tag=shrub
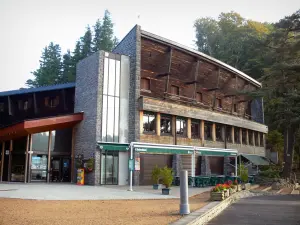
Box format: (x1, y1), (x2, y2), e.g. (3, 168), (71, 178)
(160, 166), (173, 188)
(151, 165), (162, 184)
(239, 164), (249, 183)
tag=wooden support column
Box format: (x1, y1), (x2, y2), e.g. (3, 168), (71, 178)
(71, 127), (75, 183)
(140, 111), (144, 135)
(212, 123), (216, 142)
(201, 120), (205, 144)
(1, 142), (4, 182)
(231, 127), (235, 144)
(47, 131), (52, 183)
(239, 128), (243, 145)
(187, 118), (192, 139)
(156, 113), (161, 136)
(246, 129), (249, 145)
(24, 135), (30, 183)
(257, 132), (261, 147)
(8, 140), (13, 182)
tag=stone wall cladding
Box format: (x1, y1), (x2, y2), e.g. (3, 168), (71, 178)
(74, 51), (104, 185)
(113, 25), (141, 143)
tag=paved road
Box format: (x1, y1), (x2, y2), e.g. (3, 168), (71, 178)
(208, 195), (300, 225)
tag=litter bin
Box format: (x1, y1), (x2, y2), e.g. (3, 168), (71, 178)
(77, 168), (84, 185)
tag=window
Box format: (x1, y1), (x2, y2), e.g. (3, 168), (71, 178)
(161, 114), (172, 135)
(255, 132), (259, 146)
(45, 96), (59, 108)
(260, 133), (264, 147)
(171, 85), (179, 95)
(143, 112), (156, 133)
(191, 120), (200, 139)
(242, 129), (247, 145)
(216, 98), (222, 109)
(176, 117), (187, 136)
(249, 130), (254, 145)
(196, 92), (203, 103)
(216, 123), (223, 141)
(141, 78), (150, 91)
(226, 126), (232, 143)
(204, 121), (212, 140)
(233, 104), (237, 113)
(0, 102), (4, 112)
(234, 127), (240, 144)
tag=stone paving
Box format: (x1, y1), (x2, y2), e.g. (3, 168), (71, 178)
(0, 183), (211, 200)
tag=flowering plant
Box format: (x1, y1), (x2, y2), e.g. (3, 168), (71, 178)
(225, 180), (235, 188)
(211, 184), (225, 192)
(233, 180), (238, 185)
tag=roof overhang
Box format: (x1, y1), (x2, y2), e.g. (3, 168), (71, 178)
(141, 30), (261, 88)
(0, 112), (84, 141)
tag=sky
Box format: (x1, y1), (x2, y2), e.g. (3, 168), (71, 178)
(0, 0), (299, 91)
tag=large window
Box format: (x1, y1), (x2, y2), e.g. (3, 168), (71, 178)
(234, 127), (240, 144)
(176, 117), (187, 137)
(161, 114), (172, 135)
(141, 78), (150, 90)
(102, 56), (121, 142)
(143, 111), (156, 133)
(191, 120), (200, 139)
(242, 129), (247, 145)
(226, 125), (232, 143)
(216, 123), (223, 141)
(204, 121), (212, 140)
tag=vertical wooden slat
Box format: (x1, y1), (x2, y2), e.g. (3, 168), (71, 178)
(0, 142), (4, 182)
(71, 127), (75, 183)
(246, 129), (249, 145)
(212, 123), (216, 142)
(47, 131), (52, 183)
(24, 135), (30, 183)
(156, 113), (161, 136)
(231, 127), (235, 144)
(8, 140), (13, 182)
(187, 118), (192, 139)
(201, 120), (205, 144)
(140, 111), (144, 135)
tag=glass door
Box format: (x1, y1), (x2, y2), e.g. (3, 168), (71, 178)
(31, 154), (48, 182)
(101, 151), (119, 185)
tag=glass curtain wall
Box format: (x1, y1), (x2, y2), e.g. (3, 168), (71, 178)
(101, 151), (119, 185)
(102, 55), (121, 142)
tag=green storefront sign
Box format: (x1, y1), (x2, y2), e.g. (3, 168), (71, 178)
(97, 143), (129, 151)
(135, 147), (193, 155)
(197, 150), (237, 157)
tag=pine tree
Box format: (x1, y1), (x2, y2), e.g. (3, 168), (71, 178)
(81, 26), (92, 58)
(61, 50), (74, 82)
(26, 42), (62, 87)
(92, 19), (102, 52)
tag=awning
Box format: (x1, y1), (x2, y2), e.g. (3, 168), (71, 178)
(132, 143), (193, 154)
(97, 142), (129, 151)
(241, 154), (269, 166)
(0, 112), (84, 141)
(196, 147), (238, 157)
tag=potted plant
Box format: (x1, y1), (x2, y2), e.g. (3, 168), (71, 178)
(160, 166), (173, 195)
(210, 184), (225, 201)
(239, 165), (249, 190)
(151, 165), (162, 189)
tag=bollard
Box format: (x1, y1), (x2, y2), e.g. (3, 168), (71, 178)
(180, 170), (190, 215)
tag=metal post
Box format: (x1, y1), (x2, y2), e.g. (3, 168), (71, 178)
(180, 170), (190, 215)
(235, 156), (238, 176)
(128, 144), (133, 191)
(191, 149), (195, 186)
(47, 131), (52, 183)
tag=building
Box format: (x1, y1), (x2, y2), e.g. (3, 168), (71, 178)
(0, 25), (268, 186)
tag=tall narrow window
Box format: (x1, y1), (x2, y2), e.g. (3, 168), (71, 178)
(176, 117), (187, 137)
(171, 85), (179, 95)
(191, 120), (200, 139)
(143, 112), (156, 133)
(216, 123), (223, 141)
(141, 78), (150, 90)
(196, 92), (203, 103)
(204, 121), (212, 140)
(234, 127), (240, 144)
(161, 114), (172, 135)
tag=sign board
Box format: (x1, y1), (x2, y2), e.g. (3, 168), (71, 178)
(128, 159), (134, 171)
(135, 157), (140, 171)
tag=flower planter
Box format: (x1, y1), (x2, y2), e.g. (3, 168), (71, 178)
(229, 188), (236, 195)
(224, 189), (230, 198)
(153, 184), (159, 190)
(162, 188), (170, 195)
(210, 191), (225, 201)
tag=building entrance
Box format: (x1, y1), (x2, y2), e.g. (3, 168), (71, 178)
(101, 151), (119, 185)
(50, 157), (70, 182)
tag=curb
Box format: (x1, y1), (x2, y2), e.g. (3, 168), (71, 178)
(262, 186), (272, 192)
(170, 190), (251, 225)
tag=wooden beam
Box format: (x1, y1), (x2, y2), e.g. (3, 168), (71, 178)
(0, 142), (4, 182)
(24, 135), (29, 183)
(47, 131), (52, 183)
(156, 113), (161, 136)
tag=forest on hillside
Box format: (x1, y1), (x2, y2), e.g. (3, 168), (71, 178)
(28, 9), (300, 178)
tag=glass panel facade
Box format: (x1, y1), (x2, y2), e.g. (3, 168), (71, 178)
(101, 151), (119, 185)
(143, 111), (156, 133)
(191, 120), (200, 139)
(176, 117), (187, 137)
(102, 55), (121, 143)
(204, 121), (212, 140)
(32, 132), (49, 151)
(161, 114), (172, 135)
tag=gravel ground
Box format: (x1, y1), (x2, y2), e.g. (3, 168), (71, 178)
(0, 192), (210, 225)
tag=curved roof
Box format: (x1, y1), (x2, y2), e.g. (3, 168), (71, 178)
(141, 30), (261, 88)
